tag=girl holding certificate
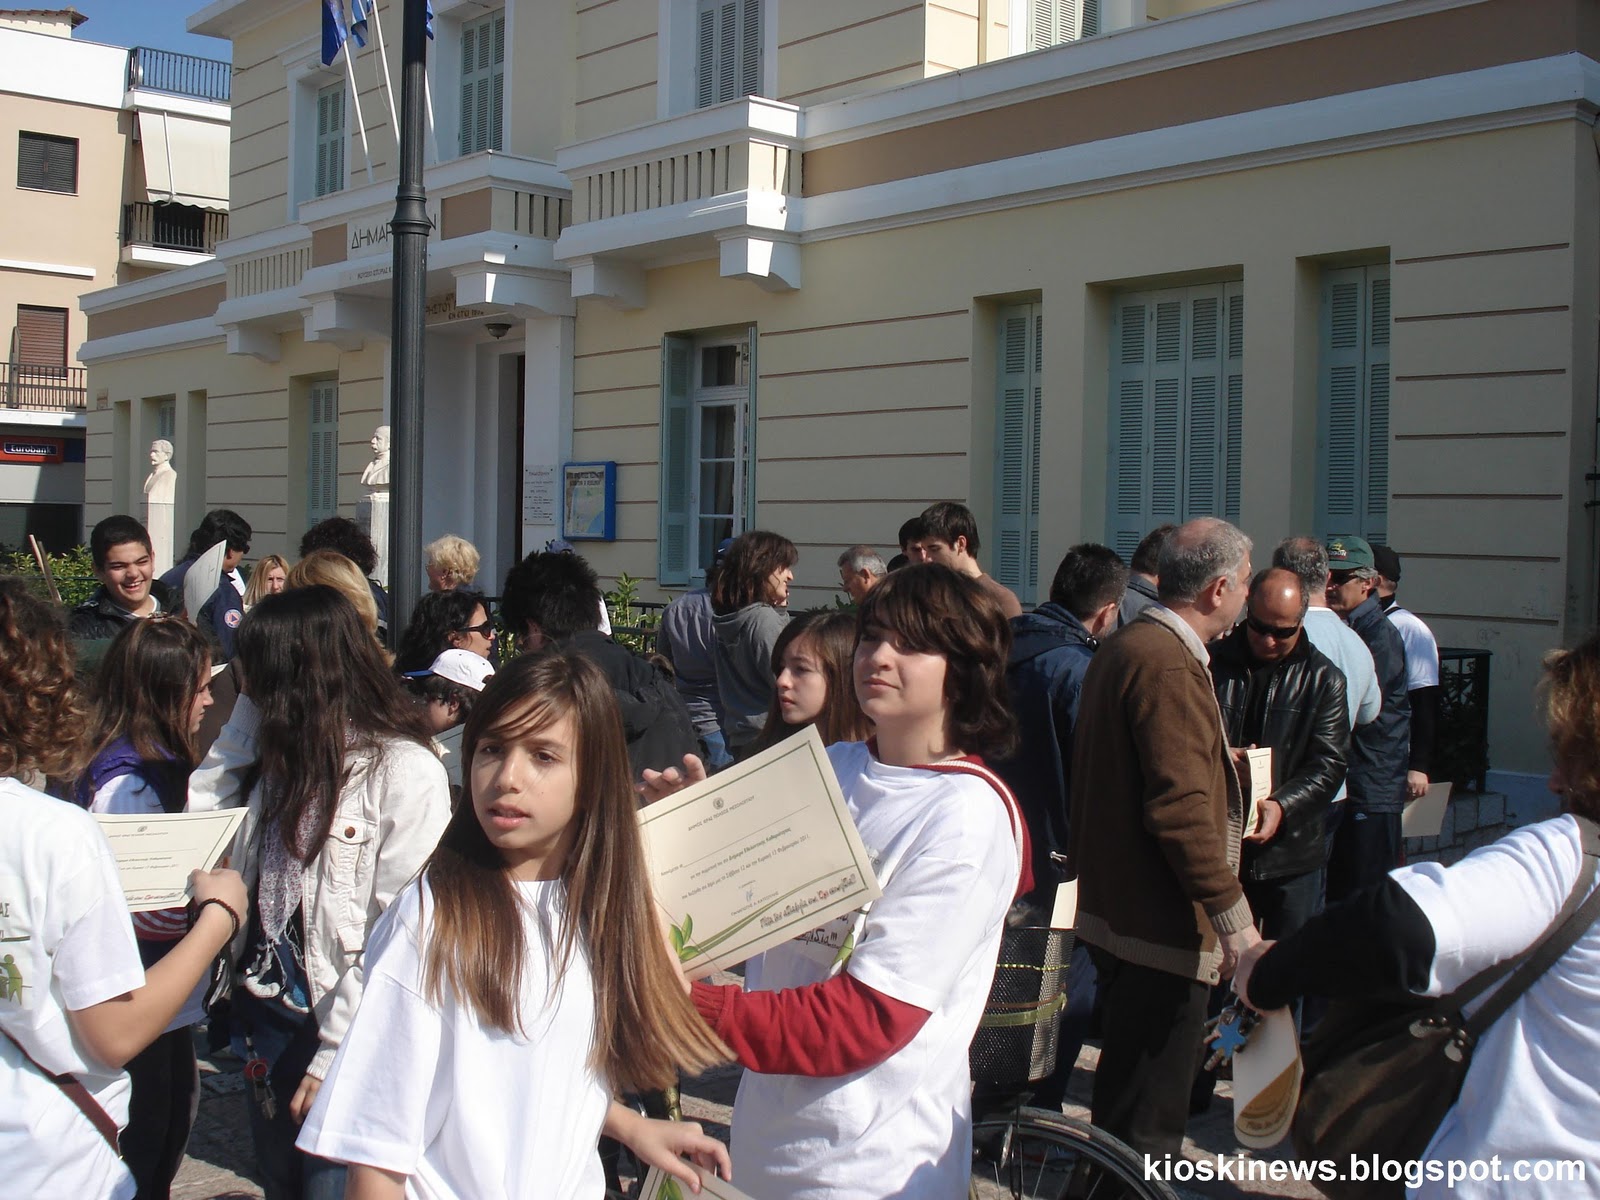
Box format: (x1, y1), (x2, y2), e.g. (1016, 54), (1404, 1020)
(648, 563), (1030, 1200)
(75, 618), (217, 1200)
(297, 650), (732, 1198)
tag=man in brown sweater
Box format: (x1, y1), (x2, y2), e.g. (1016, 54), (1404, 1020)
(1067, 517), (1260, 1161)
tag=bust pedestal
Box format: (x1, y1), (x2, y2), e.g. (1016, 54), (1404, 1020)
(359, 490), (390, 588)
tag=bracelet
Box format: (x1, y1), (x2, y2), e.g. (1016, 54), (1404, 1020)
(195, 897), (242, 941)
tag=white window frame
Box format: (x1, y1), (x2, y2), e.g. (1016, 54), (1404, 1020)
(658, 0), (776, 118)
(285, 51), (349, 217)
(659, 329), (757, 587)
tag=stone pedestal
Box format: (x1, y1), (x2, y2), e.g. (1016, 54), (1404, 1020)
(359, 490), (390, 588)
(146, 501), (174, 575)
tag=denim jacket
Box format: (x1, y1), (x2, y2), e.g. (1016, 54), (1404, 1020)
(187, 695), (451, 1079)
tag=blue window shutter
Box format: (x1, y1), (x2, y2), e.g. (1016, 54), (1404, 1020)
(1149, 299), (1184, 528)
(1317, 268), (1368, 536)
(1028, 308), (1043, 599)
(1184, 289), (1221, 518)
(1106, 299), (1150, 560)
(307, 381), (339, 524)
(1363, 269), (1391, 544)
(659, 337), (694, 586)
(1223, 284), (1244, 523)
(741, 325), (758, 530)
(993, 305), (1033, 596)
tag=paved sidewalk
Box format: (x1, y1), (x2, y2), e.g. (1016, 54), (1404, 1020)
(179, 1036), (1325, 1200)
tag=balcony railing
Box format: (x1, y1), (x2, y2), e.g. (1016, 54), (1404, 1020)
(1, 363), (87, 412)
(124, 202), (227, 256)
(127, 46), (231, 104)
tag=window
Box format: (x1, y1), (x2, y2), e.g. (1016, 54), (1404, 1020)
(659, 331), (756, 585)
(315, 82), (346, 198)
(1316, 265), (1391, 542)
(1105, 283), (1244, 559)
(15, 305), (68, 368)
(993, 304), (1043, 602)
(157, 399), (176, 443)
(17, 131), (78, 194)
(307, 380), (339, 524)
(696, 0), (761, 108)
(459, 9), (505, 156)
(1015, 0), (1098, 52)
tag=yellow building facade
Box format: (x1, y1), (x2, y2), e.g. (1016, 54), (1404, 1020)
(82, 0), (1600, 804)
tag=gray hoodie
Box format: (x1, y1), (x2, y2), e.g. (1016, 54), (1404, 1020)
(712, 602), (791, 749)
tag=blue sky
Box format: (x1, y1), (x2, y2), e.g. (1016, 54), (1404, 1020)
(68, 0), (233, 61)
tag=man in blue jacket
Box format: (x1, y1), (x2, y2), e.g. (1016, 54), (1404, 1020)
(1323, 534), (1410, 904)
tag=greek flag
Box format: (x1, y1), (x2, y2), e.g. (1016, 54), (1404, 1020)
(320, 0), (348, 66)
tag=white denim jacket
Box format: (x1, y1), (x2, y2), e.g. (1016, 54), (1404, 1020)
(188, 694), (451, 1079)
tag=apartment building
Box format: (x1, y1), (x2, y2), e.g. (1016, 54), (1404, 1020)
(81, 0), (1600, 803)
(2, 9), (229, 551)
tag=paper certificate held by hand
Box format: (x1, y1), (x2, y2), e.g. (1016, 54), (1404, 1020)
(1240, 746), (1272, 837)
(95, 809), (247, 912)
(638, 1165), (754, 1200)
(639, 726), (881, 976)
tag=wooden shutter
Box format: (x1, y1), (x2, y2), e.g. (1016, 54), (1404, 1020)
(16, 305), (67, 368)
(307, 381), (339, 524)
(1106, 300), (1148, 559)
(1316, 266), (1389, 540)
(993, 304), (1042, 600)
(1185, 291), (1221, 518)
(1223, 285), (1244, 523)
(17, 131), (78, 194)
(460, 10), (505, 155)
(315, 83), (345, 198)
(1080, 0), (1100, 37)
(696, 0), (760, 108)
(1029, 0), (1087, 48)
(1149, 298), (1184, 529)
(659, 337), (694, 586)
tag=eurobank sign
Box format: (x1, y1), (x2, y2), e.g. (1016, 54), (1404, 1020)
(0, 438), (65, 464)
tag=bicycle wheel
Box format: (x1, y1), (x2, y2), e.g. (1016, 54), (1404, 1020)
(969, 1107), (1178, 1200)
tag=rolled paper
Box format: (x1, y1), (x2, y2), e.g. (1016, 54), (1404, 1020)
(1232, 1006), (1303, 1149)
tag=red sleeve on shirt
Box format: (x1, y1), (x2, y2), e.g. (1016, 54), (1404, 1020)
(692, 972), (931, 1076)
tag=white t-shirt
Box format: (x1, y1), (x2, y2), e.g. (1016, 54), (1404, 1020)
(1395, 815), (1600, 1198)
(298, 875), (610, 1200)
(1385, 604), (1441, 691)
(731, 741), (1020, 1200)
(0, 778), (145, 1200)
(1302, 606), (1382, 803)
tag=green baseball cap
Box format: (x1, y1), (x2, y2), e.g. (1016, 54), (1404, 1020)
(1324, 534), (1376, 571)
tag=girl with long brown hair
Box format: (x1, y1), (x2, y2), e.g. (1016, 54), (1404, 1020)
(298, 650), (732, 1198)
(748, 609), (870, 753)
(74, 617), (216, 1200)
(187, 585), (451, 1198)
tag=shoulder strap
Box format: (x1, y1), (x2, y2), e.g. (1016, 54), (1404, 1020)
(1, 1027), (120, 1152)
(1452, 817), (1600, 1035)
(919, 758), (1031, 900)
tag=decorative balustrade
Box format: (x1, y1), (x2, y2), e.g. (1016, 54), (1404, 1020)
(1, 363), (87, 411)
(127, 46), (231, 104)
(123, 202), (227, 256)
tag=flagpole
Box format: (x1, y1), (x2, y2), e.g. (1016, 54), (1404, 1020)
(342, 36), (374, 183)
(362, 0), (402, 154)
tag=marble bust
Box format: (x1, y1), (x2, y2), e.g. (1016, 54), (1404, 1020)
(143, 439), (176, 503)
(360, 425), (391, 490)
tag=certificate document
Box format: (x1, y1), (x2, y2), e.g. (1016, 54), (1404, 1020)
(95, 809), (247, 912)
(638, 1165), (756, 1200)
(639, 726), (881, 975)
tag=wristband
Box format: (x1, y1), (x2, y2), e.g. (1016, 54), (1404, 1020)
(195, 897), (242, 941)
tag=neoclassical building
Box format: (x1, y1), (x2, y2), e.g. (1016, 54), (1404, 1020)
(82, 0), (1600, 808)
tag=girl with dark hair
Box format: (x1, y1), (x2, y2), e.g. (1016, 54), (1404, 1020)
(645, 563), (1027, 1200)
(392, 588), (494, 675)
(188, 586), (451, 1199)
(710, 530), (797, 759)
(298, 650), (732, 1197)
(749, 610), (869, 754)
(1, 578), (246, 1200)
(75, 618), (216, 1200)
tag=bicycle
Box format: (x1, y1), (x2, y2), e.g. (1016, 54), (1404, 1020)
(967, 921), (1177, 1200)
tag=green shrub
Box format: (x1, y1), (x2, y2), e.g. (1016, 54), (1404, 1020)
(0, 544), (98, 608)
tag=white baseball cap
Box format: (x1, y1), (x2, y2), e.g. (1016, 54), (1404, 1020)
(405, 648), (495, 692)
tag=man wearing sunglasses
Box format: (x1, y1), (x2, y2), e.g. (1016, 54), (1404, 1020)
(1210, 567), (1351, 949)
(1322, 534), (1410, 906)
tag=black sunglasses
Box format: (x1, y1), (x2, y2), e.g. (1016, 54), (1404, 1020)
(456, 619), (496, 637)
(1246, 614), (1301, 640)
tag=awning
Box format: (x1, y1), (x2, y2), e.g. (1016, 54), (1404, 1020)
(138, 112), (229, 212)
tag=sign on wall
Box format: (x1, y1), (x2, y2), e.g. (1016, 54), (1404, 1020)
(0, 437), (65, 464)
(561, 461), (616, 541)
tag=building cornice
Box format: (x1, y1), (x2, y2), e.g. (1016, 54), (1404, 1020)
(77, 317), (225, 366)
(79, 260), (226, 314)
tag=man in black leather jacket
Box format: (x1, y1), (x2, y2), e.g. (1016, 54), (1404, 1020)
(1211, 566), (1350, 942)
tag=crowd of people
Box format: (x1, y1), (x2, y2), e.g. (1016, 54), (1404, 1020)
(0, 495), (1596, 1200)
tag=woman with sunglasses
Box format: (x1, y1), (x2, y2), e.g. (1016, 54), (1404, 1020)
(392, 589), (496, 675)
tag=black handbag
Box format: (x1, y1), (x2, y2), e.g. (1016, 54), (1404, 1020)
(1291, 816), (1600, 1199)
